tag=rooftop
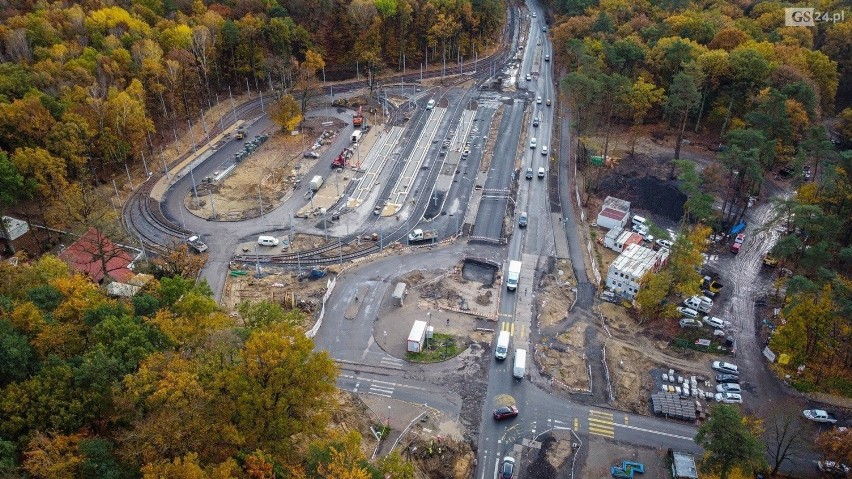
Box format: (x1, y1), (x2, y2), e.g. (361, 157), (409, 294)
(671, 451), (698, 479)
(610, 243), (667, 279)
(58, 228), (135, 283)
(599, 207), (628, 221)
(602, 196), (631, 213)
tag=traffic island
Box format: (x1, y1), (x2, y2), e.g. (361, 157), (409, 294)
(406, 333), (462, 363)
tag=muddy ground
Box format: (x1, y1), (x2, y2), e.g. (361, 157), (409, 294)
(524, 432), (575, 479)
(186, 117), (345, 220)
(220, 263), (333, 318)
(580, 437), (670, 479)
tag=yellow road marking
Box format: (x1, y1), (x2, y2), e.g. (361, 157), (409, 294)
(589, 409), (613, 418)
(588, 426), (615, 438)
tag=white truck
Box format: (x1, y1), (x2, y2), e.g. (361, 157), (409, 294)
(803, 409), (838, 424)
(351, 130), (362, 143)
(185, 235), (208, 253)
(513, 349), (527, 378)
(407, 320), (428, 353)
(309, 175), (324, 191)
(495, 330), (510, 360)
(506, 260), (522, 290)
(408, 229), (439, 243)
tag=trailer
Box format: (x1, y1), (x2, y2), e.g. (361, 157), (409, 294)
(392, 282), (407, 306)
(407, 320), (428, 353)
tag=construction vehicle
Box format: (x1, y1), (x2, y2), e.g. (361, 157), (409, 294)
(235, 126), (246, 140)
(407, 229), (438, 244)
(332, 148), (353, 168)
(186, 235), (208, 253)
(701, 276), (723, 294)
(763, 253), (778, 267)
(352, 106), (364, 128)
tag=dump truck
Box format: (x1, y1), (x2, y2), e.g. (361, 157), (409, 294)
(506, 260), (522, 290)
(408, 229), (438, 243)
(186, 235), (208, 253)
(352, 106), (364, 128)
(309, 175), (324, 191)
(702, 276), (723, 294)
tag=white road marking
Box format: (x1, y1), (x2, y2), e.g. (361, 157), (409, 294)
(613, 422), (695, 441)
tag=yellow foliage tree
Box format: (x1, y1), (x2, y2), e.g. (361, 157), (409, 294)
(22, 432), (84, 479)
(270, 94), (303, 132)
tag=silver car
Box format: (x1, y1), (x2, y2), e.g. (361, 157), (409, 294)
(715, 392), (743, 404)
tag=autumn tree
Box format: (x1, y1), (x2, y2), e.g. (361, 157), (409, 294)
(151, 243), (207, 279)
(270, 94), (303, 132)
(695, 404), (766, 479)
(815, 428), (852, 465)
(665, 72), (700, 164)
(0, 152), (32, 254)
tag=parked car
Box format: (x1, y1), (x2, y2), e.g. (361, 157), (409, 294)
(731, 242), (741, 254)
(677, 307), (699, 318)
(715, 392), (743, 404)
(715, 374), (739, 384)
(712, 361), (740, 375)
(716, 383), (742, 394)
(803, 165), (811, 180)
(304, 150), (320, 158)
(703, 316), (729, 329)
(655, 239), (673, 250)
(679, 318), (702, 328)
(493, 405), (519, 420)
(500, 456), (516, 479)
(684, 295), (713, 313)
(735, 233), (746, 244)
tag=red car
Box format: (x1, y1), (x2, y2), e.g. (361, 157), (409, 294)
(731, 242), (741, 254)
(493, 405), (519, 420)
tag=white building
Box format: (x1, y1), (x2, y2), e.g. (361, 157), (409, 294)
(604, 229), (644, 253)
(596, 196), (631, 230)
(606, 243), (669, 299)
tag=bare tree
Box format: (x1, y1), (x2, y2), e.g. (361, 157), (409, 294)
(764, 405), (808, 476)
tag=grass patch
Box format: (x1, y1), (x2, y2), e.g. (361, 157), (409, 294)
(406, 333), (462, 363)
(671, 328), (732, 355)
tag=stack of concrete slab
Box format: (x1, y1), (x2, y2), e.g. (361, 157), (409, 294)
(651, 392), (697, 420)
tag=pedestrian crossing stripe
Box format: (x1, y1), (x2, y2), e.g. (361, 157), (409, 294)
(588, 425), (615, 438)
(500, 322), (514, 335)
(589, 409), (613, 418)
(588, 410), (615, 438)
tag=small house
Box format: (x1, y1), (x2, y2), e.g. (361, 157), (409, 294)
(596, 196), (631, 230)
(604, 230), (644, 253)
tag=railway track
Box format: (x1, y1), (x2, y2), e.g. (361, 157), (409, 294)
(124, 5), (518, 260)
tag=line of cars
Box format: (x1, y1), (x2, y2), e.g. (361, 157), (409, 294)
(711, 361), (743, 404)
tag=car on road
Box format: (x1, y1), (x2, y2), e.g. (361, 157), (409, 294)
(715, 392), (743, 404)
(532, 12), (536, 17)
(544, 54), (550, 61)
(676, 307), (699, 318)
(541, 145), (548, 156)
(537, 167), (545, 178)
(525, 168), (533, 180)
(493, 405), (519, 420)
(716, 374), (739, 384)
(542, 26), (547, 32)
(803, 409), (838, 424)
(518, 212), (528, 228)
(533, 116), (540, 127)
(818, 461), (850, 475)
(525, 74), (531, 81)
(530, 137), (536, 149)
(715, 383), (742, 394)
(536, 96), (542, 104)
(546, 98), (551, 106)
(500, 456), (516, 479)
(712, 361), (740, 375)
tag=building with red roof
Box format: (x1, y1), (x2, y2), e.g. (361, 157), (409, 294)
(58, 228), (135, 283)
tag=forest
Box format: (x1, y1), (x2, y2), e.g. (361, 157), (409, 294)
(548, 0), (851, 395)
(0, 256), (416, 478)
(0, 0), (504, 246)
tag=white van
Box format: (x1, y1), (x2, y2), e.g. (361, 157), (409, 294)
(530, 137), (537, 149)
(495, 330), (510, 360)
(426, 99), (435, 110)
(513, 349), (527, 378)
(684, 295), (713, 313)
(257, 235), (279, 246)
(537, 167), (545, 178)
(632, 215), (647, 228)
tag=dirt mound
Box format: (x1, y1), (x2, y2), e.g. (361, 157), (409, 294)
(408, 437), (474, 479)
(537, 323), (590, 391)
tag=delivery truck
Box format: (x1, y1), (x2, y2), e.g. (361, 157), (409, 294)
(408, 229), (439, 243)
(309, 175), (324, 191)
(495, 330), (510, 360)
(506, 260), (522, 290)
(351, 130), (362, 143)
(513, 349), (527, 378)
